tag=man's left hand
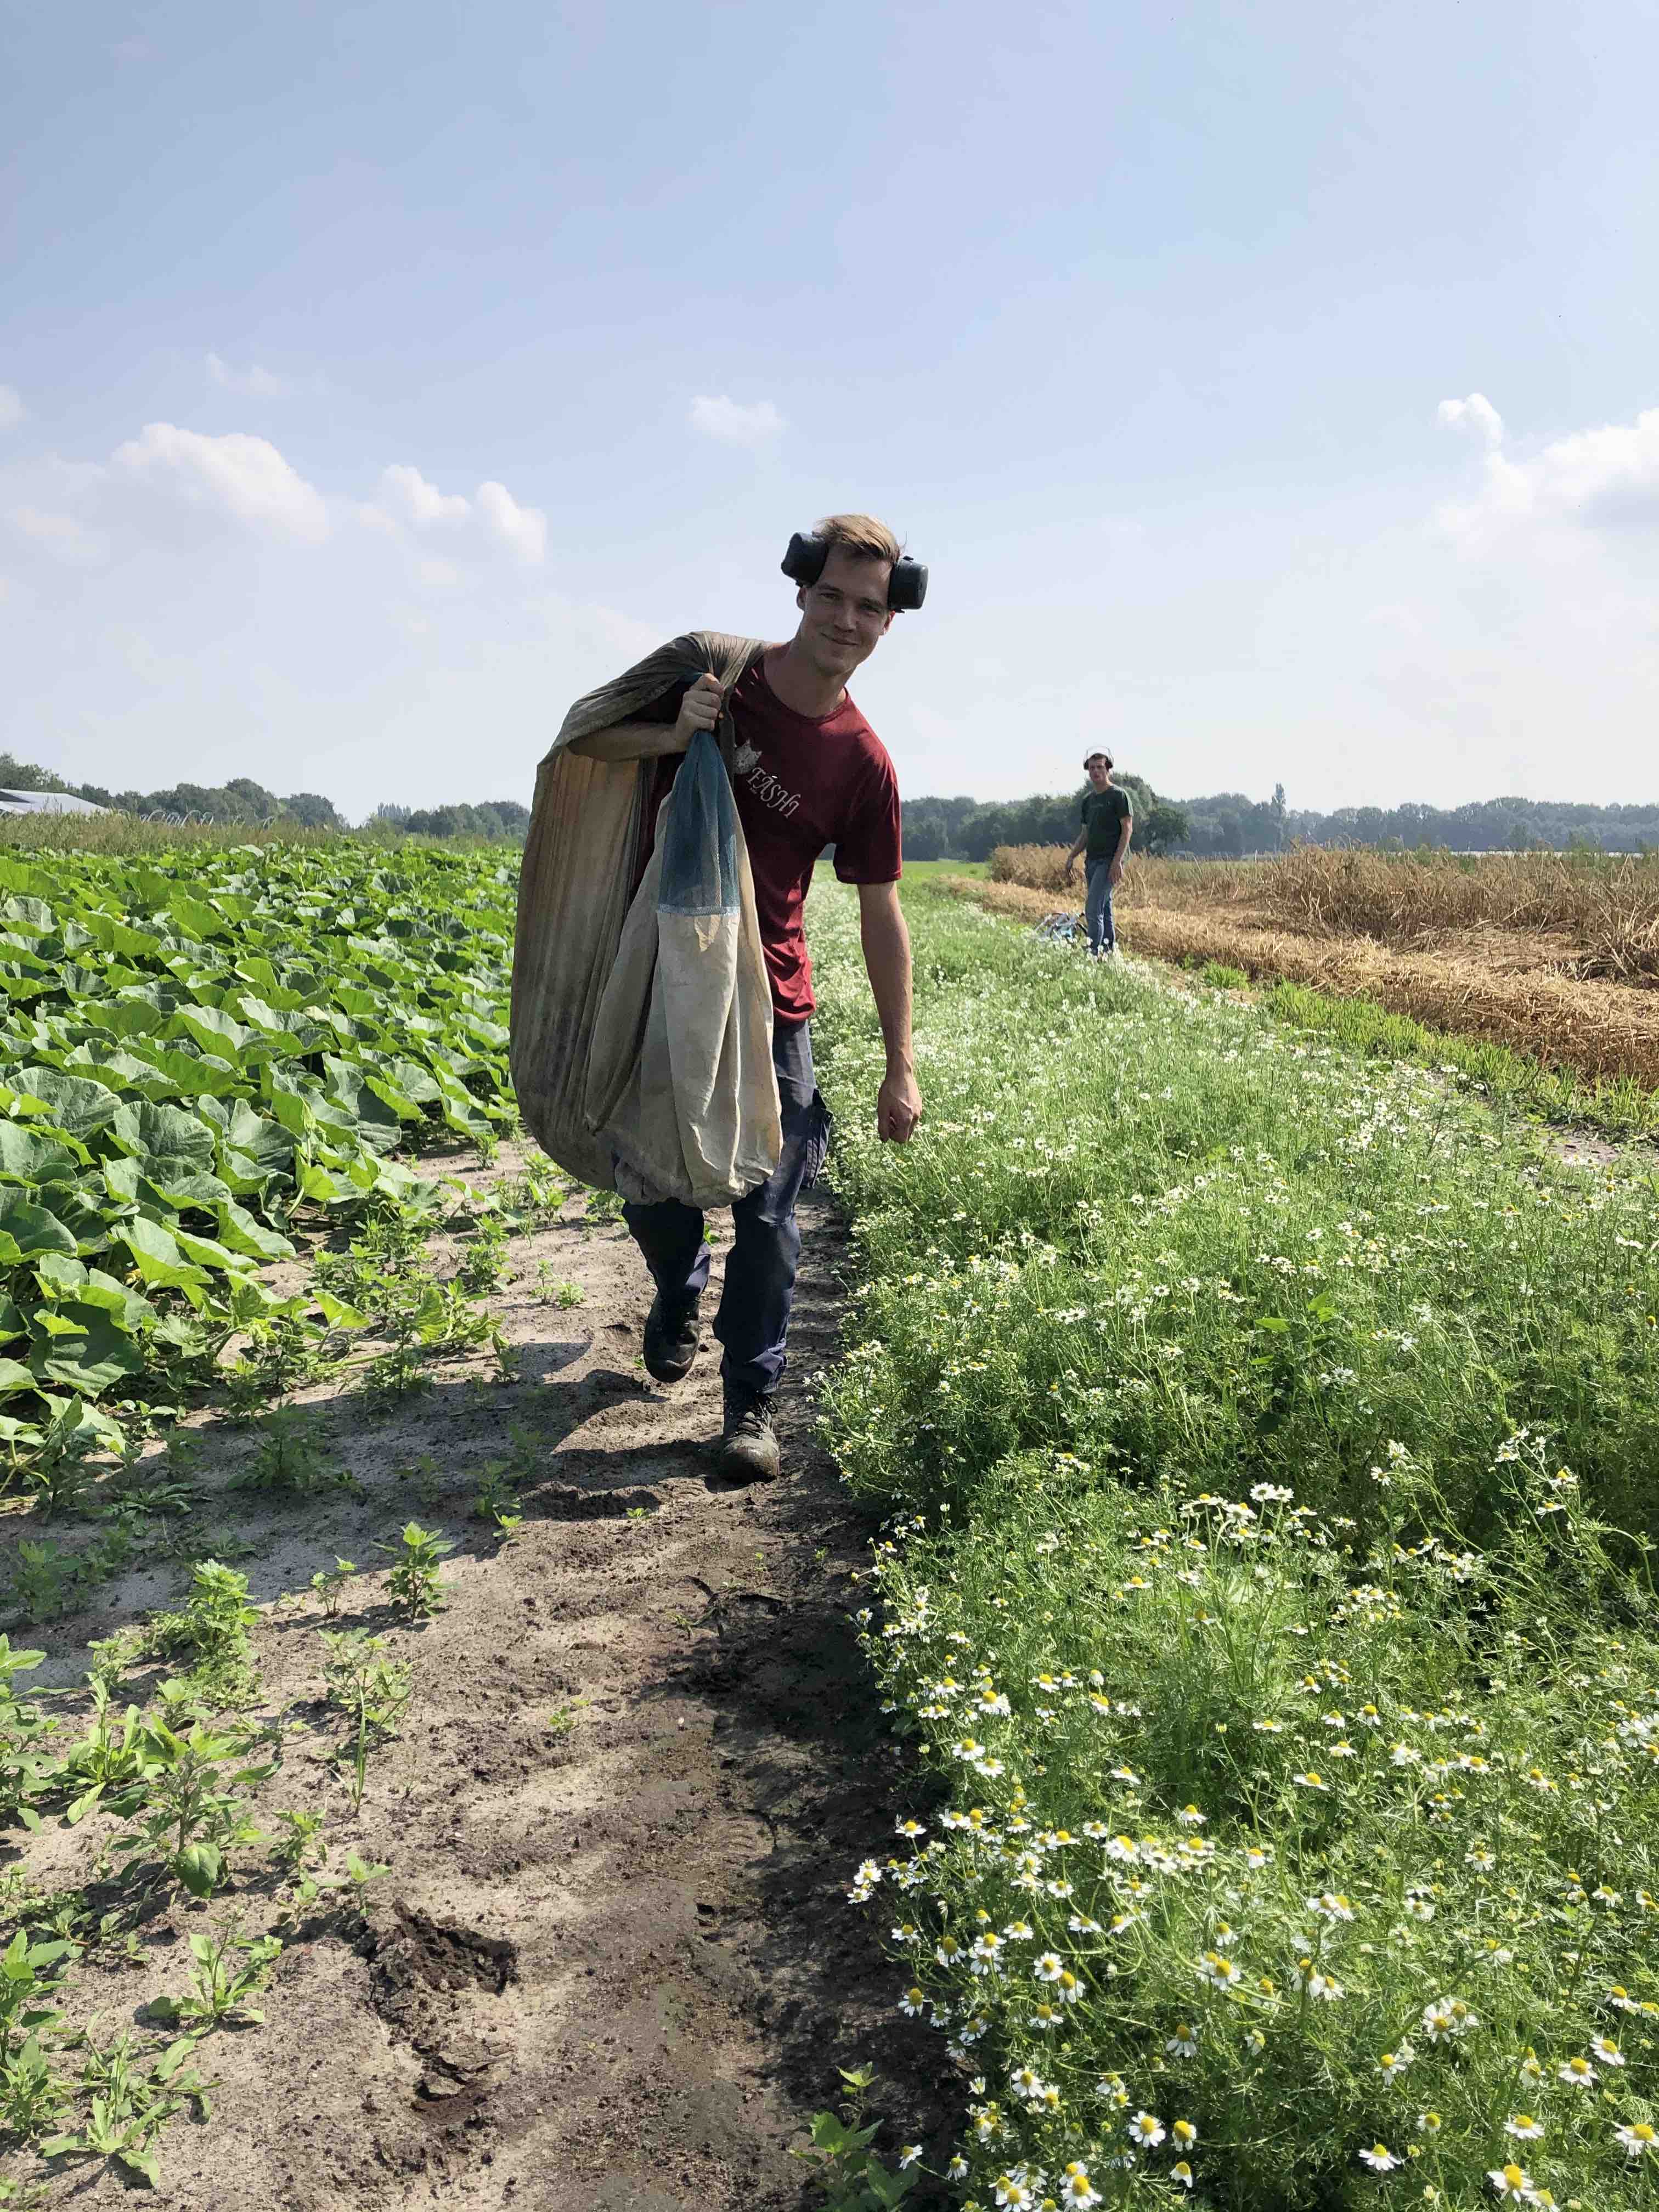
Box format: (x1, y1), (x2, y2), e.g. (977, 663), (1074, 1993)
(877, 1065), (923, 1144)
(1108, 862), (1124, 889)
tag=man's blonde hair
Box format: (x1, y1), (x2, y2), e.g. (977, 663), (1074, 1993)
(814, 512), (902, 567)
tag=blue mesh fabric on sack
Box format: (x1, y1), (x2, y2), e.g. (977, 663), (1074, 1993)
(577, 687), (781, 1206)
(658, 729), (740, 919)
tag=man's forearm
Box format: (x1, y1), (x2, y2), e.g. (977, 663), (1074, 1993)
(860, 899), (914, 1070)
(568, 722), (692, 764)
(1113, 820), (1133, 869)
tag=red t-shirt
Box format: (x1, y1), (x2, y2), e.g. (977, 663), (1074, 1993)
(640, 655), (902, 1023)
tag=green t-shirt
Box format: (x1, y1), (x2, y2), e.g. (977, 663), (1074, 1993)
(1081, 784), (1131, 862)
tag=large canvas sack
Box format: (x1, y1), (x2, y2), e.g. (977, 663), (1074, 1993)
(585, 728), (781, 1206)
(510, 631), (781, 1199)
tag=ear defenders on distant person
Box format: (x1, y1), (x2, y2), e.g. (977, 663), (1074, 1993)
(781, 532), (928, 612)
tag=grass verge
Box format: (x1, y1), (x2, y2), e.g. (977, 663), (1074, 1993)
(943, 873), (1659, 1140)
(810, 880), (1659, 2212)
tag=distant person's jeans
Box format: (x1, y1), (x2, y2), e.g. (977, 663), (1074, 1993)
(1085, 857), (1118, 954)
(622, 1021), (830, 1398)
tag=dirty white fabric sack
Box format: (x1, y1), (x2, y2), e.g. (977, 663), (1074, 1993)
(510, 631), (782, 1203)
(585, 727), (781, 1206)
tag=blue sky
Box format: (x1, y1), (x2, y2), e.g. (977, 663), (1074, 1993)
(4, 1), (1658, 820)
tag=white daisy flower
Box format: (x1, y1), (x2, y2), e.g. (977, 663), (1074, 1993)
(1486, 2163), (1534, 2199)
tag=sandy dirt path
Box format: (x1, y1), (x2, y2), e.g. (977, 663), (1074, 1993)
(3, 1173), (947, 2210)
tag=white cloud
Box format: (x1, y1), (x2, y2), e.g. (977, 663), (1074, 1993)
(7, 506), (108, 568)
(1437, 392), (1504, 448)
(689, 394), (785, 449)
(476, 479), (545, 563)
(380, 464), (471, 525)
(1439, 402), (1659, 547)
(206, 353), (294, 400)
(113, 422), (330, 544)
(0, 385), (23, 431)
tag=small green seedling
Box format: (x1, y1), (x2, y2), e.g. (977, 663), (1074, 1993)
(59, 1681), (151, 1826)
(141, 1561), (259, 1705)
(270, 1807), (327, 1877)
(471, 1469), (517, 1522)
(321, 1630), (412, 1813)
(788, 2064), (923, 2209)
(456, 1210), (511, 1294)
(39, 2031), (212, 2190)
(106, 1714), (274, 1899)
(4, 1541), (78, 1626)
(308, 1559), (357, 1621)
(0, 2023), (67, 2141)
(376, 1521), (453, 1621)
(159, 1922), (283, 2028)
(229, 1409), (358, 1499)
(0, 1928), (76, 2074)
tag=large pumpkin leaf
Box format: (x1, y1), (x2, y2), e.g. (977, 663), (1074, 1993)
(9, 1066), (122, 1141)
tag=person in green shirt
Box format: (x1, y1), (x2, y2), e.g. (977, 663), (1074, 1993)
(1063, 750), (1133, 956)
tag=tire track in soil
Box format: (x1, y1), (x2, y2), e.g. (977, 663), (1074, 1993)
(15, 1186), (950, 2211)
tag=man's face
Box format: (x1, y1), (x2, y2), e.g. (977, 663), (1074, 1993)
(1086, 757), (1111, 790)
(795, 548), (894, 679)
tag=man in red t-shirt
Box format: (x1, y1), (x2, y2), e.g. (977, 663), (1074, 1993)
(618, 513), (923, 1482)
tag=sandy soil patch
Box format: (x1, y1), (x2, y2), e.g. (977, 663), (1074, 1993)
(0, 1170), (950, 2209)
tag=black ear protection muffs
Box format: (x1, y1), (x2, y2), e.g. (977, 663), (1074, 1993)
(781, 531), (928, 612)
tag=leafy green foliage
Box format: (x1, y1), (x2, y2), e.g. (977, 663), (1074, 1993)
(812, 884), (1659, 2212)
(228, 1409), (358, 1500)
(377, 1521), (453, 1621)
(0, 1639), (57, 1830)
(817, 888), (1659, 1545)
(789, 2066), (924, 2208)
(153, 1922), (282, 2029)
(38, 2030), (212, 2188)
(307, 1557), (357, 1620)
(139, 1561), (259, 1705)
(321, 1629), (412, 1812)
(105, 1711), (274, 1898)
(0, 842), (515, 1475)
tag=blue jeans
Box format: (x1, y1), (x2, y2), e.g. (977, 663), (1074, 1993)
(622, 1021), (829, 1397)
(1085, 857), (1117, 953)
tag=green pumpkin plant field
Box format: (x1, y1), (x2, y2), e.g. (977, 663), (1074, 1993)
(0, 842), (516, 1476)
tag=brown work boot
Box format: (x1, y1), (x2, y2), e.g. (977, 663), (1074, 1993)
(716, 1378), (781, 1483)
(643, 1290), (702, 1384)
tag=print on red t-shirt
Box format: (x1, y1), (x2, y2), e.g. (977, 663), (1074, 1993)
(641, 656), (902, 1023)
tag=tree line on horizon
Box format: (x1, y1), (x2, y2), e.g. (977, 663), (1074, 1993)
(7, 747), (1656, 856)
(0, 754), (527, 840)
(903, 782), (1659, 860)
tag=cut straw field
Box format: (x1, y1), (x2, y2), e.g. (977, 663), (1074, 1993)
(962, 847), (1659, 1095)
